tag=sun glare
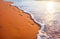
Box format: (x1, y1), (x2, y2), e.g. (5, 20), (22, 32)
(47, 2), (55, 14)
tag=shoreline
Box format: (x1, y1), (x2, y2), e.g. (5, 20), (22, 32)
(0, 0), (39, 39)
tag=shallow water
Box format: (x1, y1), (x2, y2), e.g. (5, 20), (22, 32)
(4, 0), (60, 39)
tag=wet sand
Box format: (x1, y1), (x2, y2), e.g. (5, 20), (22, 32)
(0, 0), (39, 39)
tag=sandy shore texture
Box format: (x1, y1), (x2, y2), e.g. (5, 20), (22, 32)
(0, 0), (39, 39)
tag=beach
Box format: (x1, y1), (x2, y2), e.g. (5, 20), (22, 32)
(0, 0), (39, 39)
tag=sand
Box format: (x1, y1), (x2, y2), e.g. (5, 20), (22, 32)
(0, 0), (39, 39)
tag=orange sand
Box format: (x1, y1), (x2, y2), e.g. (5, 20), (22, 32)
(0, 0), (39, 39)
